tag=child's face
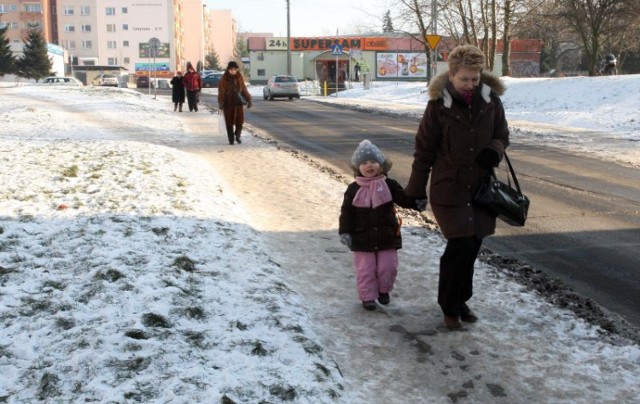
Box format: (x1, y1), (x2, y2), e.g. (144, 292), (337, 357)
(358, 160), (381, 178)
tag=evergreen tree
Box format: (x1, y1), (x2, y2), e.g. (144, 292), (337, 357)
(205, 49), (222, 71)
(16, 30), (52, 81)
(382, 10), (394, 33)
(0, 25), (16, 77)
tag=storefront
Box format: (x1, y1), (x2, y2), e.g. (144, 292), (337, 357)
(246, 35), (542, 85)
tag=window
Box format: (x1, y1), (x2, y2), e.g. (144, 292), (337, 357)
(257, 69), (266, 77)
(81, 40), (92, 49)
(107, 40), (116, 49)
(121, 7), (128, 13)
(105, 7), (115, 15)
(63, 6), (73, 15)
(80, 6), (90, 15)
(81, 24), (91, 32)
(122, 24), (128, 31)
(108, 57), (118, 65)
(0, 4), (18, 13)
(124, 57), (130, 64)
(24, 4), (42, 13)
(123, 40), (129, 47)
(67, 40), (76, 50)
(106, 24), (116, 32)
(64, 24), (75, 32)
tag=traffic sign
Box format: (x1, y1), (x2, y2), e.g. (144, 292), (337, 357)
(148, 37), (161, 57)
(331, 44), (343, 56)
(426, 35), (442, 50)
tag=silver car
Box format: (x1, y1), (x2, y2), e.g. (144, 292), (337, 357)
(263, 75), (301, 101)
(91, 74), (119, 87)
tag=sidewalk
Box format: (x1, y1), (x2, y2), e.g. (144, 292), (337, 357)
(177, 107), (640, 403)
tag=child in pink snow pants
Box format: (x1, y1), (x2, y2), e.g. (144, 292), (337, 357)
(339, 140), (423, 311)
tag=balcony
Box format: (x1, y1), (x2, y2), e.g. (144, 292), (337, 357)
(21, 11), (43, 19)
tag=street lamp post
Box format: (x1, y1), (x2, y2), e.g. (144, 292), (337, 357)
(286, 0), (291, 75)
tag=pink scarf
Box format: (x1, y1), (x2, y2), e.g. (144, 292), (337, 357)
(352, 175), (392, 208)
(462, 90), (474, 105)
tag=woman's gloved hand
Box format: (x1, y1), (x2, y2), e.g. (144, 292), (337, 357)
(475, 148), (500, 168)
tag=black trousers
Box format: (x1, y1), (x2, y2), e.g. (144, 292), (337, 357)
(186, 90), (199, 111)
(438, 236), (483, 317)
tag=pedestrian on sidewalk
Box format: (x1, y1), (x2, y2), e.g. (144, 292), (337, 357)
(183, 62), (202, 112)
(339, 140), (423, 311)
(404, 45), (510, 330)
(170, 70), (185, 112)
(218, 61), (252, 145)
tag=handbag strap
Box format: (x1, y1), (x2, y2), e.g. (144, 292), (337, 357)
(502, 152), (523, 194)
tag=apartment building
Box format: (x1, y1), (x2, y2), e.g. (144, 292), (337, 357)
(209, 9), (236, 68)
(2, 0), (233, 77)
(0, 0), (53, 43)
(56, 0), (180, 77)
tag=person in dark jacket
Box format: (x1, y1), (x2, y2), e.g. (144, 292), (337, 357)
(170, 71), (185, 112)
(218, 61), (252, 145)
(183, 62), (202, 112)
(339, 140), (422, 311)
(404, 45), (510, 329)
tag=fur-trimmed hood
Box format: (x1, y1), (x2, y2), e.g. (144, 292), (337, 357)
(428, 71), (506, 106)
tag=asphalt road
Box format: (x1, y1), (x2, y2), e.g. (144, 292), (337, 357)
(231, 95), (640, 328)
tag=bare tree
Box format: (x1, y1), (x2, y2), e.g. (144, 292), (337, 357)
(501, 0), (512, 75)
(557, 0), (631, 75)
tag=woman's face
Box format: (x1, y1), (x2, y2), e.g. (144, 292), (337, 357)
(449, 66), (481, 94)
(228, 67), (238, 75)
(358, 160), (381, 178)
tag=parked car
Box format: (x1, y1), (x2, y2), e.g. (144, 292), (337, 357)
(151, 78), (171, 89)
(263, 75), (301, 100)
(41, 76), (83, 86)
(202, 72), (223, 88)
(91, 74), (118, 87)
(136, 75), (150, 88)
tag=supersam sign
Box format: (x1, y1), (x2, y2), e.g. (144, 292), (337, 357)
(291, 37), (362, 51)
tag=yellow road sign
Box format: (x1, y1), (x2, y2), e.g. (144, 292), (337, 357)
(426, 35), (442, 50)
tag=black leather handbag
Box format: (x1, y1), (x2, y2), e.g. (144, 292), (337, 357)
(473, 152), (530, 226)
(236, 91), (248, 106)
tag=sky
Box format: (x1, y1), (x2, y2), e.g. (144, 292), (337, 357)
(207, 0), (385, 37)
(0, 74), (639, 402)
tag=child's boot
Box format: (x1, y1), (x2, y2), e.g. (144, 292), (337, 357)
(362, 301), (376, 311)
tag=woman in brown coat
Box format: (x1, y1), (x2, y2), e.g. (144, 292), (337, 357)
(404, 45), (510, 329)
(218, 61), (252, 145)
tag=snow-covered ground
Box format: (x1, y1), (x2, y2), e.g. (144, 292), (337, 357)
(0, 75), (638, 403)
(308, 75), (640, 168)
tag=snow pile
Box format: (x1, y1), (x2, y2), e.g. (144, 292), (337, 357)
(0, 138), (344, 401)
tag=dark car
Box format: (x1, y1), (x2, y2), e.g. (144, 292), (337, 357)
(136, 75), (150, 88)
(202, 72), (223, 88)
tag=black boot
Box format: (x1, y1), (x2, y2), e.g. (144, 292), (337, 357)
(234, 125), (243, 144)
(174, 103), (177, 111)
(178, 103), (182, 112)
(226, 126), (235, 145)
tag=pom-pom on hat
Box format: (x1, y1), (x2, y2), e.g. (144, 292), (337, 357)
(227, 61), (239, 69)
(351, 140), (392, 174)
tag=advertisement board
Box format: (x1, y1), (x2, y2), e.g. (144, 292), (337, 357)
(376, 52), (428, 79)
(139, 42), (170, 58)
(135, 62), (172, 78)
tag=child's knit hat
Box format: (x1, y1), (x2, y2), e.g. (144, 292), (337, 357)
(350, 139), (392, 174)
